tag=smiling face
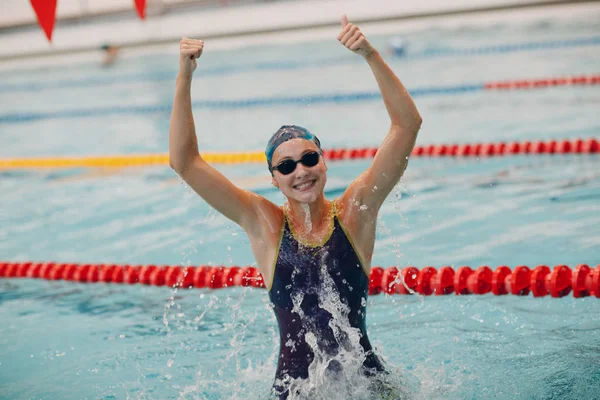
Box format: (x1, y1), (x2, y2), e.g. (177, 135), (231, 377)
(271, 139), (327, 204)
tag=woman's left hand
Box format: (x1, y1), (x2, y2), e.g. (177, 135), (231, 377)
(337, 14), (374, 59)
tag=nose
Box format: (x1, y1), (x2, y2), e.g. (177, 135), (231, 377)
(294, 162), (310, 178)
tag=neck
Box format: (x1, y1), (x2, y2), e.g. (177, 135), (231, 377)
(285, 194), (330, 232)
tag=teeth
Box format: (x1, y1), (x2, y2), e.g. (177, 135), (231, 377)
(295, 180), (314, 190)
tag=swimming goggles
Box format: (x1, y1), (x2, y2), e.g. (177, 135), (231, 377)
(271, 151), (321, 175)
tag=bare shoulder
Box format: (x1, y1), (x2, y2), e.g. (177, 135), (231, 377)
(243, 196), (285, 289)
(335, 182), (378, 270)
(336, 176), (378, 227)
(243, 193), (284, 238)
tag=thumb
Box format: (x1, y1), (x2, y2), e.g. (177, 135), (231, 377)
(341, 14), (348, 27)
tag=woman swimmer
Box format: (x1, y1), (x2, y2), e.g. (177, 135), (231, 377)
(169, 15), (422, 400)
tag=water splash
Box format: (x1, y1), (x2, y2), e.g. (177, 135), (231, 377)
(300, 203), (312, 233)
(272, 250), (408, 399)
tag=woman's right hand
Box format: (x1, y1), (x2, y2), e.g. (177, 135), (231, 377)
(179, 38), (204, 78)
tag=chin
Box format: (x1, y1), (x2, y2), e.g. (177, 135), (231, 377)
(296, 191), (319, 204)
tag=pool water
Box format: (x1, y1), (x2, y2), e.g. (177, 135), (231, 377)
(1, 10), (600, 400)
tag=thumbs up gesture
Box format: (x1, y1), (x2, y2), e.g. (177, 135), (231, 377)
(336, 14), (374, 59)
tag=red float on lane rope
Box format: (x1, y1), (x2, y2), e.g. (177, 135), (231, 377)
(572, 264), (591, 298)
(467, 266), (493, 295)
(484, 74), (600, 90)
(455, 266), (473, 295)
(531, 265), (551, 297)
(416, 267), (436, 296)
(396, 266), (419, 295)
(2, 262), (599, 298)
(433, 266), (454, 295)
(408, 138), (598, 158)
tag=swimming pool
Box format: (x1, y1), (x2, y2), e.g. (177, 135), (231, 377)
(1, 10), (600, 400)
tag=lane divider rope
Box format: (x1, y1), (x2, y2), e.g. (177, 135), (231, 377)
(1, 74), (598, 123)
(1, 36), (598, 93)
(1, 137), (597, 169)
(1, 262), (598, 298)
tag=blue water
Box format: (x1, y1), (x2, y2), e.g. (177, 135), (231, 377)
(1, 12), (600, 400)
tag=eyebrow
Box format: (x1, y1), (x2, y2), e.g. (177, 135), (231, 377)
(276, 149), (315, 164)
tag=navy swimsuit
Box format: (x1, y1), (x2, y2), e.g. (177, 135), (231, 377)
(268, 203), (387, 398)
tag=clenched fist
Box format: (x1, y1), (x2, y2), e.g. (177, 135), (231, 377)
(179, 38), (204, 78)
(336, 15), (374, 59)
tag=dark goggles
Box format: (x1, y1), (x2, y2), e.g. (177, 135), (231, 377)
(271, 151), (321, 175)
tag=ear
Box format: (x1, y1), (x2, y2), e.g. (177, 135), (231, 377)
(271, 175), (279, 187)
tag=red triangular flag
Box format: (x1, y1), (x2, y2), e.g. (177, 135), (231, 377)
(134, 0), (146, 20)
(30, 0), (58, 42)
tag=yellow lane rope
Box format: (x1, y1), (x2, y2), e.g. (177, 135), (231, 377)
(2, 138), (597, 170)
(0, 152), (266, 169)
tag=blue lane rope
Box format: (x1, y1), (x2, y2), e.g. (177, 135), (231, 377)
(0, 85), (484, 123)
(411, 36), (600, 57)
(0, 36), (598, 92)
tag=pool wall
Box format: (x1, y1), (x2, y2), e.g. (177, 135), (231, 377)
(1, 0), (598, 66)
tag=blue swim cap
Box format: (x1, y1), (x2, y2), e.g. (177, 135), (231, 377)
(265, 125), (322, 172)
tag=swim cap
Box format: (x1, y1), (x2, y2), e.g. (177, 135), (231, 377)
(265, 125), (322, 172)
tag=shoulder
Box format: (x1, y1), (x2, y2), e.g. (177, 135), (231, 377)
(335, 182), (378, 228)
(335, 181), (370, 217)
(333, 196), (356, 227)
(244, 195), (285, 237)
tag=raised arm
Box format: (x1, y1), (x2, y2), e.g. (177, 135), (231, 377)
(169, 39), (272, 231)
(337, 16), (422, 215)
